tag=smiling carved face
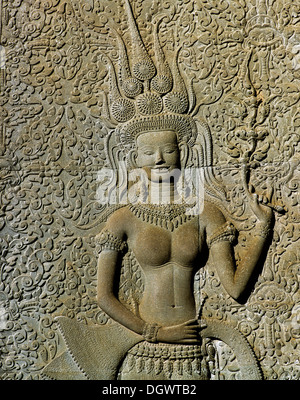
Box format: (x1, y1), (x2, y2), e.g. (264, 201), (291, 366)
(135, 130), (181, 182)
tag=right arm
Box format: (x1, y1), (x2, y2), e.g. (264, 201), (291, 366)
(96, 208), (146, 335)
(97, 249), (145, 335)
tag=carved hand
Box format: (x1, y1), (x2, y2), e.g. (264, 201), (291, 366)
(156, 319), (205, 344)
(242, 165), (274, 225)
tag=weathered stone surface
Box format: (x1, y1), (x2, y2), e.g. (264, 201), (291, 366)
(0, 0), (299, 380)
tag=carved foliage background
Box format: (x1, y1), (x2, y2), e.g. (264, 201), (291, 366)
(0, 0), (299, 379)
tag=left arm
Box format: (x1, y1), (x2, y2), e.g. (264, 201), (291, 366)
(205, 171), (274, 300)
(210, 233), (270, 300)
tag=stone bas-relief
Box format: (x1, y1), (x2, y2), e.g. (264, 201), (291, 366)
(0, 0), (299, 380)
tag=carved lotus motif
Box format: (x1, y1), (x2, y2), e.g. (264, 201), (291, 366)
(136, 93), (163, 115)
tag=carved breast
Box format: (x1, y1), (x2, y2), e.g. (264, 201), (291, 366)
(128, 222), (200, 268)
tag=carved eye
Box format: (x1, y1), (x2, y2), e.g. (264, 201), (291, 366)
(164, 149), (175, 154)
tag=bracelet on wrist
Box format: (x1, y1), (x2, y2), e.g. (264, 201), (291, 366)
(142, 323), (160, 343)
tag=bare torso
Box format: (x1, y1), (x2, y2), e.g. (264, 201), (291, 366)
(125, 208), (204, 326)
(97, 196), (272, 347)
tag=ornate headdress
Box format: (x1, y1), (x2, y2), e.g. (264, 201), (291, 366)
(98, 0), (227, 204)
(101, 0), (198, 153)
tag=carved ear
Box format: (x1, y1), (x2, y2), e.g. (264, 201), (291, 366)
(127, 149), (138, 169)
(179, 142), (189, 168)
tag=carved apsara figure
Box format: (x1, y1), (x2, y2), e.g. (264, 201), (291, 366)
(43, 0), (273, 380)
(95, 0), (274, 380)
(95, 123), (273, 379)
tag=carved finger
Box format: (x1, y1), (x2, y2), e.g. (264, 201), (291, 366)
(241, 165), (259, 205)
(253, 193), (259, 205)
(262, 196), (269, 205)
(266, 186), (274, 203)
(184, 319), (198, 326)
(185, 327), (200, 334)
(258, 194), (263, 203)
(256, 194), (268, 205)
(186, 332), (198, 338)
(186, 323), (201, 329)
(249, 184), (255, 194)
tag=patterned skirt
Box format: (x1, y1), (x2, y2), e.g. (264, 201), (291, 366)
(118, 341), (210, 380)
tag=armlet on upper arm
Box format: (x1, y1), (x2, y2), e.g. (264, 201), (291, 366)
(207, 221), (237, 249)
(95, 229), (127, 254)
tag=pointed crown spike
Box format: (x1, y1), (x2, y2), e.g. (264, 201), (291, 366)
(113, 28), (143, 98)
(151, 18), (173, 94)
(124, 0), (156, 82)
(163, 47), (189, 114)
(100, 54), (136, 123)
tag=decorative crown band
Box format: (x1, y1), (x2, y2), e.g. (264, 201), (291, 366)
(116, 113), (197, 152)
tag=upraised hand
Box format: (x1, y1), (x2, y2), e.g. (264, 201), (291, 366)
(241, 164), (274, 224)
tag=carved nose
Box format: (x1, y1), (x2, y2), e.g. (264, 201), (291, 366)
(155, 151), (164, 165)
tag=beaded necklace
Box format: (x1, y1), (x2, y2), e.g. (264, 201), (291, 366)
(129, 203), (196, 232)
